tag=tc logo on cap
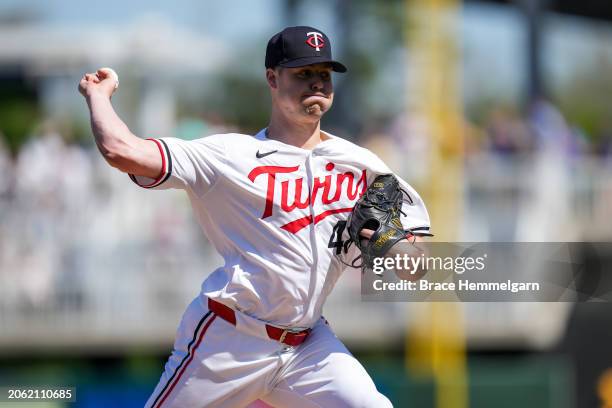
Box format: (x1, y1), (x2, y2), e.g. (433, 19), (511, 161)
(306, 32), (325, 51)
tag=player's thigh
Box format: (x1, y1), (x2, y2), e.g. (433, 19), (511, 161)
(145, 298), (279, 408)
(262, 355), (393, 408)
(261, 320), (393, 408)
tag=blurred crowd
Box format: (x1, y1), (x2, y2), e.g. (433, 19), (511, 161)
(360, 99), (612, 164)
(0, 99), (611, 347)
(360, 99), (612, 242)
(0, 124), (93, 310)
(479, 99), (611, 158)
(0, 120), (218, 321)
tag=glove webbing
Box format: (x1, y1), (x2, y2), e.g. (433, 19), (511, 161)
(342, 186), (416, 269)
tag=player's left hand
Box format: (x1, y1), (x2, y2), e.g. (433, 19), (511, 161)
(359, 229), (374, 240)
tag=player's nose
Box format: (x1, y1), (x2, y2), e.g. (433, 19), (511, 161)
(310, 78), (324, 92)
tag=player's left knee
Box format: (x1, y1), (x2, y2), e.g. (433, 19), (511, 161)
(330, 380), (392, 408)
(337, 389), (393, 408)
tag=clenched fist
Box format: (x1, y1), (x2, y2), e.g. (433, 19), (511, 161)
(78, 68), (119, 99)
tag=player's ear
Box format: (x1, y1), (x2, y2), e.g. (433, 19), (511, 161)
(266, 68), (278, 89)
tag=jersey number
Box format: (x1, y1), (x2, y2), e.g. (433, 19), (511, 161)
(328, 220), (351, 255)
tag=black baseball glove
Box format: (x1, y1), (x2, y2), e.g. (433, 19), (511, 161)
(346, 174), (414, 269)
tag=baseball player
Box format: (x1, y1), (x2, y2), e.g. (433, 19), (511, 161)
(79, 26), (431, 408)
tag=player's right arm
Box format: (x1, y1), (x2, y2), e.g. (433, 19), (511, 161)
(78, 69), (162, 179)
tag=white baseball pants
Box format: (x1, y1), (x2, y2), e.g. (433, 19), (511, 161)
(144, 296), (393, 408)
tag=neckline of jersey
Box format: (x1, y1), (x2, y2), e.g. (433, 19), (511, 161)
(256, 128), (337, 152)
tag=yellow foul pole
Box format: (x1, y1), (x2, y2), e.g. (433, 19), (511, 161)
(404, 0), (467, 407)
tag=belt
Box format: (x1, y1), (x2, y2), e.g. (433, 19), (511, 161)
(207, 298), (311, 347)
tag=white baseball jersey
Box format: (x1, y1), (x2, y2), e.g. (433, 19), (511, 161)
(131, 129), (430, 329)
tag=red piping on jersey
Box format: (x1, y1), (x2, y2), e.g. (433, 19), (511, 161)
(138, 138), (166, 188)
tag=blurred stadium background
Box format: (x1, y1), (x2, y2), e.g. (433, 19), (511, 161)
(1, 0), (612, 407)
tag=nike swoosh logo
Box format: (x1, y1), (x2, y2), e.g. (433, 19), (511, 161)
(256, 149), (278, 158)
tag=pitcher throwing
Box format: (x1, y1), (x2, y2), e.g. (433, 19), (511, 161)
(79, 26), (431, 408)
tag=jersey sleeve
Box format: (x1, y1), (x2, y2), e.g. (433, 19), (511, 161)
(396, 175), (432, 237)
(128, 135), (226, 197)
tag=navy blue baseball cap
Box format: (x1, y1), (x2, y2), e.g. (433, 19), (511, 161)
(265, 26), (347, 73)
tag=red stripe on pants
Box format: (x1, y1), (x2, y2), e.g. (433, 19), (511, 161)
(153, 315), (217, 408)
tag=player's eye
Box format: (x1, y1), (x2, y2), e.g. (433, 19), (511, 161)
(297, 70), (313, 79)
